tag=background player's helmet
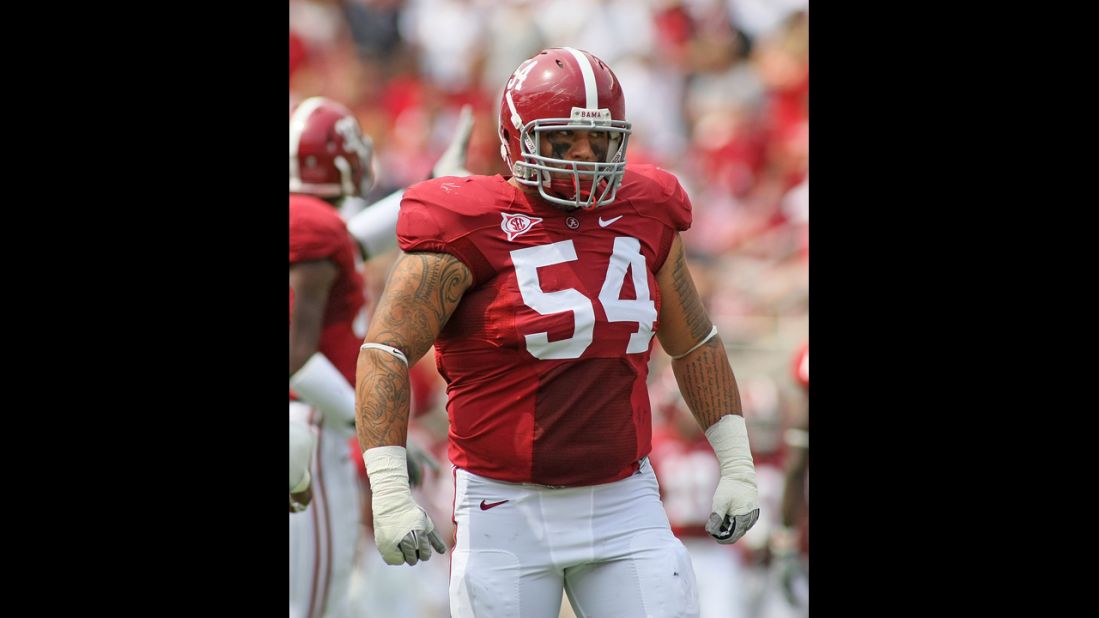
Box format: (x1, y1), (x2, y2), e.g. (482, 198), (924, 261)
(498, 47), (630, 209)
(290, 97), (375, 198)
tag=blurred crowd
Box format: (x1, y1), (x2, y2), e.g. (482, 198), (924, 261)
(291, 1), (808, 616)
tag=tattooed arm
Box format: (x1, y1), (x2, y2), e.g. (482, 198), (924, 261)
(655, 234), (741, 427)
(355, 250), (472, 566)
(356, 250), (472, 450)
(655, 233), (759, 544)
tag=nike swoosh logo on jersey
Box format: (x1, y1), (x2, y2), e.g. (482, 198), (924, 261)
(480, 499), (509, 511)
(598, 215), (623, 227)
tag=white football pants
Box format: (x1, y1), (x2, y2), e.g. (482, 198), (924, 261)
(289, 402), (361, 618)
(450, 457), (699, 618)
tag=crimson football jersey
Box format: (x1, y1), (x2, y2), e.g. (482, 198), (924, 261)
(397, 164), (691, 486)
(289, 193), (365, 384)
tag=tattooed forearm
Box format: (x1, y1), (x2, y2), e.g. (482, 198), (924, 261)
(668, 246), (714, 343)
(355, 251), (473, 450)
(656, 234), (740, 430)
(355, 349), (412, 449)
(671, 336), (742, 430)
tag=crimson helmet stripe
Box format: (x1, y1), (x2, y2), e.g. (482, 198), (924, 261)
(562, 47), (598, 109)
(289, 97), (328, 183)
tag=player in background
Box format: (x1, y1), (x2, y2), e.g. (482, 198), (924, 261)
(289, 96), (473, 618)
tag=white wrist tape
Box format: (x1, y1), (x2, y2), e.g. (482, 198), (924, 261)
(289, 419), (316, 492)
(346, 189), (402, 259)
(362, 445), (411, 493)
(363, 445), (443, 565)
(705, 414), (758, 507)
(671, 325), (719, 360)
(360, 343), (409, 366)
(289, 352), (357, 436)
(705, 414), (755, 475)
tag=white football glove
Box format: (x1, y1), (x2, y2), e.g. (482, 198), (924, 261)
(704, 415), (760, 544)
(363, 446), (447, 565)
(430, 105), (474, 178)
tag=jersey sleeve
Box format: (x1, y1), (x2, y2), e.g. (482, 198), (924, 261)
(396, 179), (496, 285)
(625, 165), (694, 272)
(654, 166), (693, 232)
